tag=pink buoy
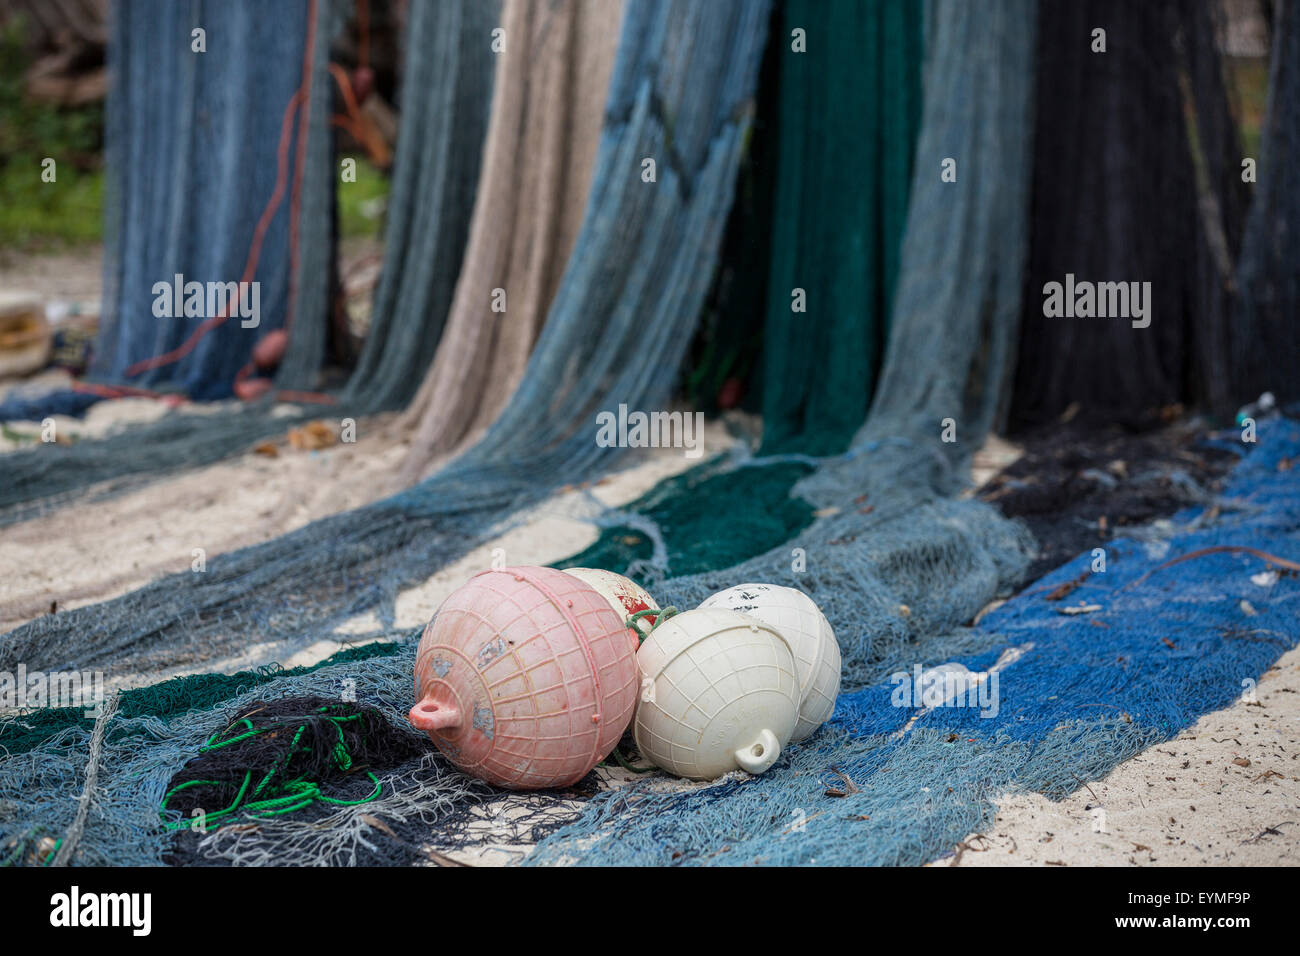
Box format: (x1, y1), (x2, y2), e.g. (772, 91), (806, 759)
(409, 566), (639, 790)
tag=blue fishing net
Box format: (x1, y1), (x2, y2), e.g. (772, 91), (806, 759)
(0, 0), (498, 520)
(97, 0), (324, 399)
(0, 0), (330, 424)
(526, 418), (1299, 865)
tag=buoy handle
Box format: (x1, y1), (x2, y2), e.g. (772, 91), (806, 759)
(734, 728), (780, 775)
(408, 697), (460, 733)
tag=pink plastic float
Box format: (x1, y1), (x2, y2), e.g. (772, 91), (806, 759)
(408, 566), (639, 790)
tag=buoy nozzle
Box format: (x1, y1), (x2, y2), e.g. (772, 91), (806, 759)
(409, 697), (460, 733)
(733, 728), (780, 775)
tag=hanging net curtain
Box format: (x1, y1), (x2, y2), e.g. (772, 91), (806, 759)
(555, 0), (926, 581)
(0, 0), (774, 682)
(394, 0), (627, 481)
(1010, 0), (1249, 429)
(0, 0), (334, 428)
(638, 0), (1040, 687)
(760, 0), (922, 455)
(341, 0), (500, 411)
(95, 0), (331, 399)
(1235, 0), (1300, 407)
(0, 0), (499, 523)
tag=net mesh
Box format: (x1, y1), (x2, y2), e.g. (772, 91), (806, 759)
(526, 417), (1300, 865)
(1011, 0), (1255, 429)
(759, 0), (922, 456)
(0, 0), (498, 522)
(0, 0), (773, 683)
(3, 0), (1294, 869)
(1235, 0), (1300, 405)
(394, 0), (626, 478)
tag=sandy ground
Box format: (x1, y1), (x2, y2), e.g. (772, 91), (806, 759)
(0, 403), (736, 651)
(944, 644), (1300, 867)
(0, 404), (406, 630)
(0, 246), (103, 304)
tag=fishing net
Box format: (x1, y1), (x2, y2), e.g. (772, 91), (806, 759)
(678, 24), (782, 419)
(395, 0), (626, 481)
(1235, 0), (1300, 406)
(1182, 0), (1254, 417)
(526, 417), (1300, 866)
(1, 0), (776, 866)
(0, 646), (485, 867)
(558, 454), (818, 580)
(1010, 0), (1249, 430)
(6, 414), (1282, 867)
(78, 0), (329, 403)
(158, 696), (434, 865)
(759, 0), (922, 456)
(0, 0), (338, 424)
(340, 0), (499, 412)
(574, 0), (1039, 681)
(0, 0), (498, 524)
(7, 0), (1291, 870)
(522, 3), (1297, 864)
(556, 0), (925, 579)
(981, 418), (1239, 581)
(0, 0), (773, 680)
(0, 390), (100, 422)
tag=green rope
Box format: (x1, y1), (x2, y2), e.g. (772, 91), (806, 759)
(626, 606), (679, 645)
(159, 705), (382, 831)
(605, 746), (658, 775)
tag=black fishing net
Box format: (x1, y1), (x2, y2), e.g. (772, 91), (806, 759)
(982, 417), (1240, 580)
(1012, 0), (1248, 429)
(1235, 0), (1300, 405)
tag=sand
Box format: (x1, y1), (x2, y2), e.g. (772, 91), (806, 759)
(0, 400), (736, 674)
(944, 644), (1300, 867)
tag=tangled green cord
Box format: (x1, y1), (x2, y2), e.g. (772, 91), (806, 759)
(625, 606), (678, 645)
(160, 706), (381, 830)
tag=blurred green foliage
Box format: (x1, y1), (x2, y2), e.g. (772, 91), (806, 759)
(1228, 55), (1270, 160)
(0, 20), (106, 248)
(337, 153), (389, 239)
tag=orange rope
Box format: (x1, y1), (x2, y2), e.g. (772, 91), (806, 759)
(123, 0), (319, 386)
(123, 86), (305, 378)
(329, 62), (390, 166)
(1127, 546), (1300, 589)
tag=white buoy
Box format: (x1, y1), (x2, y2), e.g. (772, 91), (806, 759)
(634, 607), (799, 780)
(700, 583), (840, 742)
(562, 567), (659, 632)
